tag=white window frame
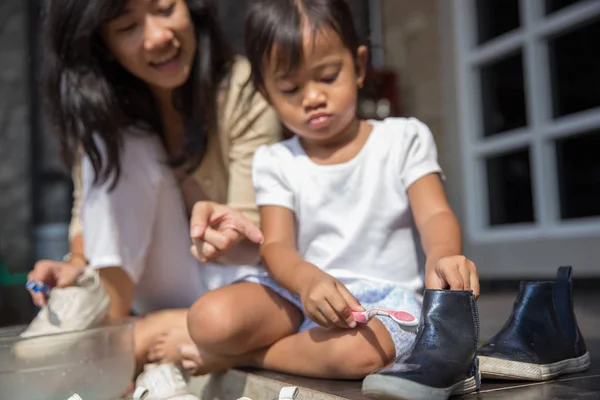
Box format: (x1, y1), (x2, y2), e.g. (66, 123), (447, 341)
(453, 0), (600, 244)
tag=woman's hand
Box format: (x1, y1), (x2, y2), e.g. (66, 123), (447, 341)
(425, 255), (480, 299)
(299, 268), (364, 329)
(27, 260), (86, 306)
(189, 201), (264, 263)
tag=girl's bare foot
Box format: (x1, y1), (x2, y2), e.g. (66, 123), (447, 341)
(147, 328), (194, 364)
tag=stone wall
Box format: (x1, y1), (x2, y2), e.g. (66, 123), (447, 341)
(379, 0), (445, 158)
(0, 0), (32, 273)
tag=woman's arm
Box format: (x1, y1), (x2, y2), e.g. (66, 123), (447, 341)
(217, 110), (280, 266)
(97, 267), (135, 320)
(203, 103), (281, 266)
(214, 61), (282, 265)
(66, 157), (87, 265)
(62, 233), (87, 266)
(31, 210), (134, 319)
(225, 59), (282, 225)
(71, 150), (135, 320)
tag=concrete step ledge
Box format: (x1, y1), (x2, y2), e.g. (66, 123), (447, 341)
(189, 369), (352, 400)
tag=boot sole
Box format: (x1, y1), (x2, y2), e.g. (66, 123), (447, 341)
(478, 352), (590, 381)
(362, 373), (479, 400)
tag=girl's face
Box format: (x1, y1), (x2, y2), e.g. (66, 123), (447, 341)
(261, 27), (367, 145)
(101, 0), (196, 92)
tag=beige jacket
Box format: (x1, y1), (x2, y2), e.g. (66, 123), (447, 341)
(68, 56), (281, 240)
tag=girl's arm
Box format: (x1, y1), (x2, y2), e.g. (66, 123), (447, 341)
(407, 173), (480, 297)
(408, 174), (461, 258)
(259, 205), (318, 295)
(260, 205), (362, 328)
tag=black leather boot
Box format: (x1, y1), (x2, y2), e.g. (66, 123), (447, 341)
(477, 266), (590, 381)
(362, 290), (480, 400)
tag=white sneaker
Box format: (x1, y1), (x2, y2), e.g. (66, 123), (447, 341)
(14, 268), (110, 358)
(135, 363), (200, 400)
(68, 388), (150, 400)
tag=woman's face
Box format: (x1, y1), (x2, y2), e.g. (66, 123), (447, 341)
(101, 0), (196, 91)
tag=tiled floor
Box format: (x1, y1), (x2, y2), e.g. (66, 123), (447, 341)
(255, 289), (600, 399)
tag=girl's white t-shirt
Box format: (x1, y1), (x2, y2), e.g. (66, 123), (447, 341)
(252, 118), (443, 292)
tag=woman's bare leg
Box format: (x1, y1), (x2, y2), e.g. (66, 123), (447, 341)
(147, 327), (192, 364)
(132, 309), (189, 375)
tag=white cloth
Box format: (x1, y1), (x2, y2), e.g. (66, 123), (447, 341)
(80, 131), (262, 315)
(252, 117), (443, 292)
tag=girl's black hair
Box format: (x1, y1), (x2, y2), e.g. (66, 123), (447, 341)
(43, 0), (233, 188)
(244, 0), (360, 90)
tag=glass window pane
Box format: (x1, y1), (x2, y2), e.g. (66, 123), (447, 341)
(549, 18), (600, 118)
(480, 52), (528, 137)
(546, 0), (585, 14)
(556, 130), (600, 220)
(486, 149), (535, 226)
(476, 0), (521, 44)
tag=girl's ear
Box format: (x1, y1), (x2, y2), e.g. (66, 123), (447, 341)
(355, 45), (369, 88)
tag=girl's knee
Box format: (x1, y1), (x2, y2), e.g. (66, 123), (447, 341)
(330, 325), (397, 378)
(338, 342), (395, 378)
(187, 291), (240, 348)
(188, 283), (303, 355)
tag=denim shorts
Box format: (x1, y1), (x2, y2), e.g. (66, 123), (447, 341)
(242, 273), (422, 359)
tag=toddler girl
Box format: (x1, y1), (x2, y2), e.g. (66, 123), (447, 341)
(185, 0), (479, 380)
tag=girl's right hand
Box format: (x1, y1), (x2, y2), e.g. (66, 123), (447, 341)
(27, 260), (85, 307)
(299, 270), (364, 329)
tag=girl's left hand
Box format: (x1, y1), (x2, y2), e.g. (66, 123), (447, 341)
(425, 255), (480, 299)
(189, 201), (264, 263)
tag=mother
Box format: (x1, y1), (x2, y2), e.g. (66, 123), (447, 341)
(27, 0), (280, 393)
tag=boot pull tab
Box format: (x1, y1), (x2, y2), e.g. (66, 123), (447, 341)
(556, 266), (572, 283)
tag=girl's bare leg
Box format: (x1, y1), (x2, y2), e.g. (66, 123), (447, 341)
(181, 318), (397, 380)
(187, 282), (303, 356)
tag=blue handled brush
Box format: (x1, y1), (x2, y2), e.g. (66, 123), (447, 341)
(25, 280), (52, 296)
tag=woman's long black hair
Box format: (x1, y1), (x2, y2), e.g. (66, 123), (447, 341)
(43, 0), (233, 188)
